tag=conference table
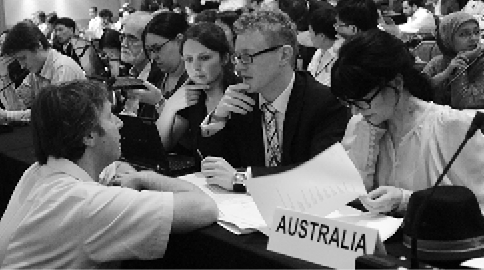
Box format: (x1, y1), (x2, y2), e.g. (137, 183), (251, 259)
(0, 125), (455, 269)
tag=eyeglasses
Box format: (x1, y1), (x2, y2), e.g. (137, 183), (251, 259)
(232, 45), (284, 65)
(333, 22), (351, 29)
(145, 39), (173, 55)
(341, 85), (388, 110)
(119, 33), (141, 46)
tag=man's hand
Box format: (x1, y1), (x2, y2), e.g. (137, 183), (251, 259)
(359, 186), (403, 214)
(201, 156), (237, 190)
(111, 170), (155, 190)
(213, 83), (255, 119)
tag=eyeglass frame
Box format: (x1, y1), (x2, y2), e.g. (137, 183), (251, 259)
(232, 45), (284, 65)
(333, 22), (352, 29)
(341, 84), (397, 110)
(144, 38), (173, 57)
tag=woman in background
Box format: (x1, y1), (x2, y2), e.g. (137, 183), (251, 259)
(423, 12), (484, 109)
(155, 22), (238, 159)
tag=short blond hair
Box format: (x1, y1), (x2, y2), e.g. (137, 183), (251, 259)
(234, 10), (298, 57)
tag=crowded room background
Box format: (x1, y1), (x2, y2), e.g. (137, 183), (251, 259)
(2, 0), (484, 268)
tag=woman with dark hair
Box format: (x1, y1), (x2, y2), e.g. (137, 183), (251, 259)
(332, 29), (484, 214)
(423, 12), (484, 109)
(155, 22), (238, 159)
(142, 11), (189, 99)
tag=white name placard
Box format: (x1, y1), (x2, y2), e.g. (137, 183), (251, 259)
(267, 208), (381, 269)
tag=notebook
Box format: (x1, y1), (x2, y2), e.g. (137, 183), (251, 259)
(118, 114), (196, 176)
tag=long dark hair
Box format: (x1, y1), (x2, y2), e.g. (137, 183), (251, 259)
(180, 22), (238, 88)
(142, 11), (189, 60)
(331, 29), (433, 102)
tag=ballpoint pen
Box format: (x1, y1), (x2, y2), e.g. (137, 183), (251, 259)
(196, 149), (204, 160)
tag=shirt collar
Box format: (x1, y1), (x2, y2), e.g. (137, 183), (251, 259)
(38, 49), (57, 80)
(328, 38), (344, 57)
(45, 157), (95, 183)
(259, 71), (295, 114)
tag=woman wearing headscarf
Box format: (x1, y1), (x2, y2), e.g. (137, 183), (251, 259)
(423, 11), (484, 109)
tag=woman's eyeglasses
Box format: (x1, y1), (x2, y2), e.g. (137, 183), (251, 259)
(145, 39), (173, 55)
(340, 84), (392, 110)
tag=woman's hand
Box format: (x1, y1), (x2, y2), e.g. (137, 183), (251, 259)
(445, 54), (469, 77)
(201, 156), (237, 191)
(359, 186), (403, 214)
(165, 84), (207, 112)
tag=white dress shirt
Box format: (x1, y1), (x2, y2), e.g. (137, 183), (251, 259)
(307, 39), (344, 87)
(398, 7), (436, 34)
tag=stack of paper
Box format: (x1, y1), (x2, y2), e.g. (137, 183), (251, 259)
(180, 173), (266, 234)
(180, 143), (403, 239)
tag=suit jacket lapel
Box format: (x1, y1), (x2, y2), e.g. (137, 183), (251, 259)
(241, 95), (265, 166)
(282, 72), (305, 164)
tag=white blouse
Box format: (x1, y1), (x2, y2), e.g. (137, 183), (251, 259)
(342, 102), (484, 211)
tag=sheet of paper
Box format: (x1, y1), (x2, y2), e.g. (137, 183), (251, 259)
(180, 173), (266, 234)
(326, 206), (403, 241)
(462, 257), (484, 268)
(246, 143), (367, 228)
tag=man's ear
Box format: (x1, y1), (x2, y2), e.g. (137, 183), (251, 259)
(279, 45), (294, 66)
(83, 131), (96, 148)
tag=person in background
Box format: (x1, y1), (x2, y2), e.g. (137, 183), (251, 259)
(398, 0), (436, 35)
(423, 12), (484, 109)
(0, 30), (28, 110)
(334, 0), (379, 40)
(143, 11), (190, 100)
(0, 21), (85, 121)
(333, 29), (484, 214)
(32, 11), (48, 35)
(0, 80), (218, 268)
(44, 12), (58, 44)
(156, 22), (238, 159)
(307, 4), (343, 86)
(119, 11), (164, 118)
(86, 6), (103, 40)
(200, 10), (350, 191)
(434, 0), (460, 16)
(53, 17), (82, 67)
(99, 9), (115, 32)
(99, 29), (124, 78)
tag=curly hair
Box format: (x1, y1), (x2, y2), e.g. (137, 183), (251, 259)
(31, 80), (109, 164)
(233, 10), (298, 57)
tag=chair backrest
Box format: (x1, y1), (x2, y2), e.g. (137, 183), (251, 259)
(412, 40), (442, 63)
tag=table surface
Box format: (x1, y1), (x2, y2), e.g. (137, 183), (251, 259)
(0, 126), (444, 269)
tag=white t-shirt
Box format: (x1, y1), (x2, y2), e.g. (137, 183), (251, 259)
(0, 157), (173, 269)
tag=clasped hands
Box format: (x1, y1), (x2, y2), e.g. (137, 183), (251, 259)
(359, 186), (403, 214)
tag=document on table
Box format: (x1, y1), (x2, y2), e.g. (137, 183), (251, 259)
(246, 143), (368, 228)
(180, 173), (266, 234)
(180, 173), (402, 239)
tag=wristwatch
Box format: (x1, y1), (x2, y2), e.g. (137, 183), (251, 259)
(232, 171), (247, 192)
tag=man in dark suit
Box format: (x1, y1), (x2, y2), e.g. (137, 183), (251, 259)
(200, 10), (350, 191)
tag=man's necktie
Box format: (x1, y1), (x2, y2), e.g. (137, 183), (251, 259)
(262, 102), (281, 166)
